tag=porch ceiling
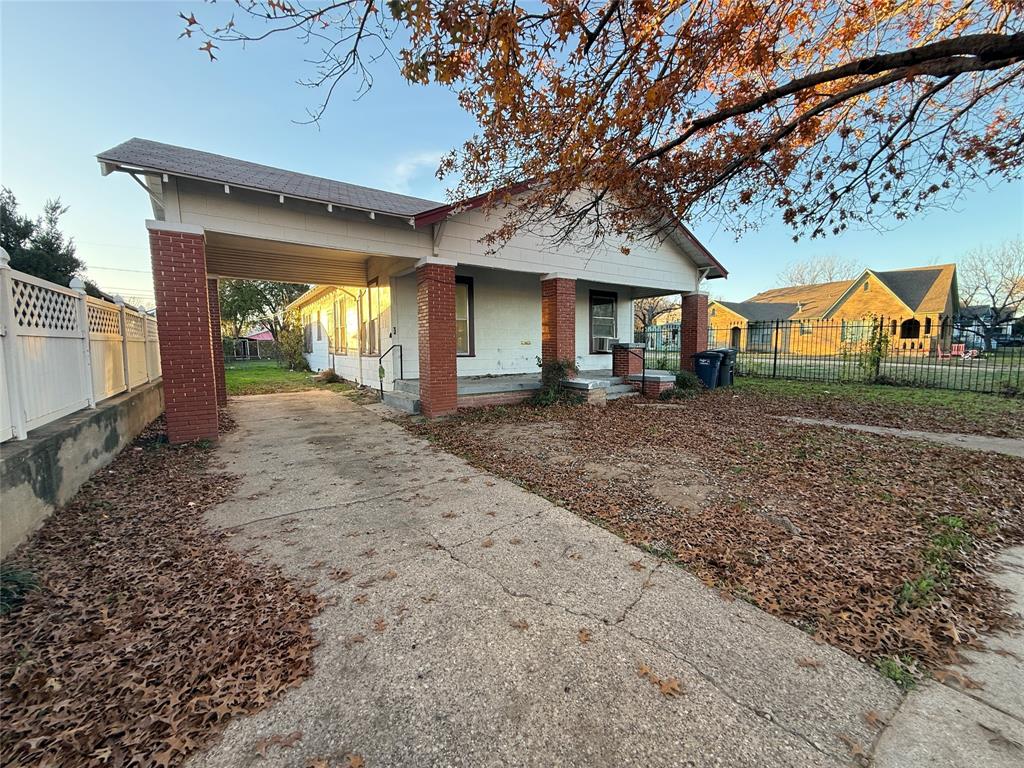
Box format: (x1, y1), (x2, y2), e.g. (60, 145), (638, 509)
(204, 232), (374, 285)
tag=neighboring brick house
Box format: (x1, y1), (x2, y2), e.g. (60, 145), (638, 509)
(699, 265), (958, 356)
(98, 138), (726, 441)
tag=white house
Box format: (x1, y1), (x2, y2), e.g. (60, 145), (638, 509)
(98, 138), (726, 439)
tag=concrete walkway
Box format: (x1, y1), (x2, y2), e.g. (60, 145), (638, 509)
(192, 391), (901, 767)
(778, 417), (1024, 458)
(874, 546), (1024, 768)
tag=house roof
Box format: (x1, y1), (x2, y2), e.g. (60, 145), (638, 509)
(744, 264), (957, 319)
(714, 301), (799, 322)
(97, 138), (439, 218)
(98, 138), (725, 279)
(745, 279), (853, 319)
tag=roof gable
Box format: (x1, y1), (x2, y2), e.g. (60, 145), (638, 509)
(745, 279), (853, 319)
(714, 300), (799, 321)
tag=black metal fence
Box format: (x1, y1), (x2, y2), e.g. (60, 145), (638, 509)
(637, 318), (1022, 395)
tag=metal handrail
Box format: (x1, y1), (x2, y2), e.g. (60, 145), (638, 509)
(378, 344), (403, 398)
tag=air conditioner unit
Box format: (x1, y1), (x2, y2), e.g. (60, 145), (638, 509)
(593, 336), (618, 352)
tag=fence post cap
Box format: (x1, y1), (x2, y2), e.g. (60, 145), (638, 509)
(0, 246), (9, 268)
(69, 277), (87, 293)
(114, 294), (125, 306)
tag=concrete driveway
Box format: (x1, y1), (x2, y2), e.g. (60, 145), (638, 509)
(191, 391), (900, 768)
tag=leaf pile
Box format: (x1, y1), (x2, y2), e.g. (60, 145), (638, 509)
(407, 395), (1024, 670)
(731, 385), (1024, 438)
(1, 418), (321, 768)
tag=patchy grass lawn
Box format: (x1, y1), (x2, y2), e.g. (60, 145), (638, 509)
(225, 360), (356, 396)
(0, 416), (321, 767)
(733, 377), (1024, 437)
(405, 392), (1024, 682)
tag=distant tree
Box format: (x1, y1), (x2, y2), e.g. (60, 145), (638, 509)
(0, 188), (87, 287)
(217, 279), (309, 341)
(956, 240), (1024, 350)
(776, 255), (864, 287)
(634, 295), (680, 330)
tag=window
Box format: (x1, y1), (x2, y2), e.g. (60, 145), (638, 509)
(333, 298), (346, 355)
(924, 317), (932, 335)
(316, 310), (322, 341)
(303, 313), (312, 353)
(841, 319), (869, 343)
(360, 280), (379, 355)
(863, 282), (869, 292)
(455, 276), (474, 356)
(799, 321), (812, 335)
(900, 318), (921, 339)
(589, 290), (618, 353)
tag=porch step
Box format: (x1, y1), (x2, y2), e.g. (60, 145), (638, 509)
(382, 389), (420, 414)
(394, 379), (420, 396)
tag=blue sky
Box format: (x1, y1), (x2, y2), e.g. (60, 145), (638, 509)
(2, 1), (1022, 305)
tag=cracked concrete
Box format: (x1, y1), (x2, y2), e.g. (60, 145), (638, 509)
(190, 391), (900, 768)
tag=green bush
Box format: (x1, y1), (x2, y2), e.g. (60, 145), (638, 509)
(276, 321), (310, 372)
(530, 357), (579, 406)
(675, 370), (702, 389)
(659, 386), (699, 401)
(1, 564), (38, 615)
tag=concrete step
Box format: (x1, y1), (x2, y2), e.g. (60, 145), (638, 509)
(606, 390), (640, 401)
(394, 379), (420, 395)
(382, 389), (420, 414)
(607, 383), (636, 394)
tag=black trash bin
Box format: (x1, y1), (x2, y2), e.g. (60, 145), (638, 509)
(712, 348), (737, 387)
(691, 350), (723, 389)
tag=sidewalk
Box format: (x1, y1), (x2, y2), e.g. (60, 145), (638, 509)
(874, 546), (1024, 767)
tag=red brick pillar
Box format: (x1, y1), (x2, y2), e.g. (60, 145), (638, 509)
(680, 292), (709, 372)
(541, 277), (576, 365)
(417, 262), (458, 417)
(148, 222), (219, 443)
(207, 277), (227, 407)
(612, 343), (644, 377)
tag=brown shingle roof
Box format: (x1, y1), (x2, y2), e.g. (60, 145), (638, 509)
(97, 138), (440, 217)
(745, 264), (956, 318)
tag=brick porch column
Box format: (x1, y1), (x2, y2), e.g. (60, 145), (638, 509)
(148, 221), (219, 443)
(417, 261), (458, 417)
(207, 277), (227, 407)
(680, 292), (709, 371)
(541, 276), (576, 365)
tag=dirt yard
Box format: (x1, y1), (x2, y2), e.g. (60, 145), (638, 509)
(405, 389), (1024, 682)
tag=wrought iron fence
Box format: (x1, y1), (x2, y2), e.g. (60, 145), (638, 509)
(706, 316), (1022, 395)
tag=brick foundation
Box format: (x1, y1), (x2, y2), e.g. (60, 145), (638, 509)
(149, 226), (219, 443)
(207, 277), (227, 407)
(680, 293), (709, 371)
(642, 379), (674, 398)
(417, 263), (458, 418)
(541, 277), (576, 366)
(612, 343), (644, 377)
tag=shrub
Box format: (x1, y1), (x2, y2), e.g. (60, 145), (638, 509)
(1, 564), (38, 615)
(658, 387), (698, 401)
(675, 370), (702, 389)
(530, 357), (579, 406)
(276, 322), (310, 372)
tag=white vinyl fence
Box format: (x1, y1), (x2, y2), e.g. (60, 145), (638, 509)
(0, 249), (161, 443)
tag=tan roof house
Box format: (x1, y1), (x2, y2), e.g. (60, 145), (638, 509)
(703, 265), (958, 354)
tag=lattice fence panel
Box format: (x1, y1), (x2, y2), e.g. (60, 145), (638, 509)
(87, 302), (122, 336)
(124, 312), (146, 340)
(11, 279), (80, 332)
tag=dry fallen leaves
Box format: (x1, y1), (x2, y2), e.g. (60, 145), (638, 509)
(659, 677), (683, 697)
(406, 394), (1024, 672)
(863, 710), (887, 729)
(933, 669), (985, 690)
(481, 537), (495, 548)
(796, 657), (823, 670)
(0, 417), (320, 768)
(345, 755), (366, 768)
(382, 570), (398, 581)
(352, 594), (369, 605)
(578, 628), (592, 644)
(629, 560), (645, 572)
(837, 734), (868, 763)
(372, 618), (388, 633)
(510, 619), (529, 630)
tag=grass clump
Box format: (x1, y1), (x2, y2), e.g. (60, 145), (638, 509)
(875, 655), (918, 689)
(1, 564), (38, 615)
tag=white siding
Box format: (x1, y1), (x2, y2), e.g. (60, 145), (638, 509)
(436, 201), (700, 293)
